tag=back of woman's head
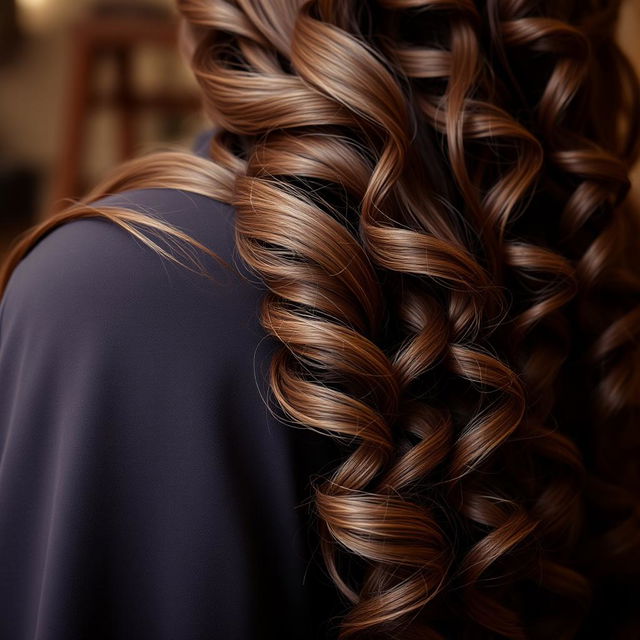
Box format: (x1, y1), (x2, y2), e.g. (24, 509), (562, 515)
(4, 0), (640, 637)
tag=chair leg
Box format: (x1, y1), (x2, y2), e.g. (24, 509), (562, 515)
(46, 29), (94, 216)
(114, 47), (136, 161)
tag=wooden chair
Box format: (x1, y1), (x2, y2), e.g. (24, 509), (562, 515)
(48, 3), (202, 215)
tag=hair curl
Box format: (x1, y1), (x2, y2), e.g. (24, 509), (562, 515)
(2, 0), (640, 637)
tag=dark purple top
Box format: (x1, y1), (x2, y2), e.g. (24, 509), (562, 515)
(0, 132), (345, 639)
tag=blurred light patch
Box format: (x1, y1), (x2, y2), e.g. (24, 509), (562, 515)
(16, 0), (77, 32)
(18, 0), (50, 8)
(17, 0), (52, 32)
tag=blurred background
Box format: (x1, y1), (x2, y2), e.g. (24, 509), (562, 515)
(0, 0), (639, 261)
(0, 0), (207, 257)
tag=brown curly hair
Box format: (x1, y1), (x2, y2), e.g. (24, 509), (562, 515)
(2, 0), (640, 637)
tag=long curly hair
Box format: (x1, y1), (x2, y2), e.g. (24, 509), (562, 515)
(2, 1), (640, 637)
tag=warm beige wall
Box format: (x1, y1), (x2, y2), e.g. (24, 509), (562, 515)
(618, 0), (640, 68)
(617, 0), (640, 207)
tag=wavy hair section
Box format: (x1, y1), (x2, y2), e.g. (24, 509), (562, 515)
(2, 0), (640, 637)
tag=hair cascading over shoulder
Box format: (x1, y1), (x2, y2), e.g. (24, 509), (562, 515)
(2, 0), (640, 637)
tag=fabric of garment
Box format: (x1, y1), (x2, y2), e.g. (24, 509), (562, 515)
(0, 131), (347, 639)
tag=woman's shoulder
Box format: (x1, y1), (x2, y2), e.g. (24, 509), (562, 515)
(0, 187), (259, 348)
(0, 186), (321, 640)
(15, 186), (237, 280)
